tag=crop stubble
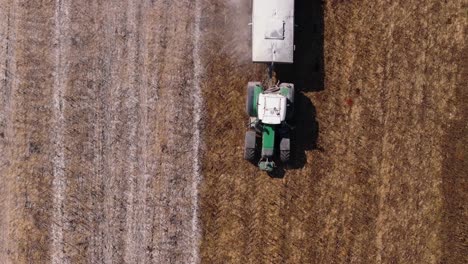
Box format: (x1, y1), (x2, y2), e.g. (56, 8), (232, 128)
(0, 0), (465, 264)
(199, 0), (466, 263)
(0, 0), (202, 263)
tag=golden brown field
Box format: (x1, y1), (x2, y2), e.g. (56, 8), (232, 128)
(0, 0), (465, 263)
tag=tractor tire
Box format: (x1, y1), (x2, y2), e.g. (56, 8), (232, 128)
(246, 82), (261, 117)
(280, 137), (290, 163)
(244, 130), (257, 161)
(280, 150), (290, 163)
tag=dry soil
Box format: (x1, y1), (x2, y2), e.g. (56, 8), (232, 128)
(0, 0), (466, 264)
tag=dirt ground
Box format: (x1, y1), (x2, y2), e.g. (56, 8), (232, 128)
(0, 0), (203, 263)
(0, 0), (466, 264)
(199, 0), (466, 263)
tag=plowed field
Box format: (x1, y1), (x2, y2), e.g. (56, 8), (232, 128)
(0, 0), (466, 263)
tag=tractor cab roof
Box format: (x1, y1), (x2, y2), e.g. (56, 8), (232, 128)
(258, 93), (287, 125)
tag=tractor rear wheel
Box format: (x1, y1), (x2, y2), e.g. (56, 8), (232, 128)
(280, 151), (290, 163)
(244, 130), (257, 161)
(280, 137), (290, 163)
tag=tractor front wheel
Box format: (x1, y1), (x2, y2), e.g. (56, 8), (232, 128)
(244, 130), (257, 161)
(246, 82), (261, 117)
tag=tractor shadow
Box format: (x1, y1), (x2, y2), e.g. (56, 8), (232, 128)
(290, 93), (321, 169)
(268, 93), (320, 178)
(269, 0), (324, 178)
(275, 0), (324, 92)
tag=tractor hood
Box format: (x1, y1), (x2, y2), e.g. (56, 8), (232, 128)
(257, 93), (287, 124)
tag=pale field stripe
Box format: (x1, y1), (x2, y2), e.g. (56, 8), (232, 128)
(190, 0), (203, 262)
(51, 0), (70, 263)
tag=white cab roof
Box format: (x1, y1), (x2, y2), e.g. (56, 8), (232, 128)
(258, 93), (287, 125)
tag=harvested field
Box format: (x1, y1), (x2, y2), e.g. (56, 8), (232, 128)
(199, 0), (466, 263)
(0, 0), (203, 263)
(0, 0), (466, 264)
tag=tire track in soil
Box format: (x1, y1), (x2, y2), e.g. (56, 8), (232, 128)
(122, 1), (148, 262)
(4, 1), (57, 262)
(99, 1), (132, 262)
(0, 0), (18, 261)
(60, 1), (108, 262)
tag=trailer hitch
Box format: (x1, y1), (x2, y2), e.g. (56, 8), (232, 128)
(258, 158), (275, 172)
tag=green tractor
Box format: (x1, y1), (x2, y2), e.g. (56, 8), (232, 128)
(244, 82), (294, 172)
(245, 0), (296, 171)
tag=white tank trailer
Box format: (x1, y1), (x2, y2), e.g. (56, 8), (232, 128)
(244, 0), (295, 172)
